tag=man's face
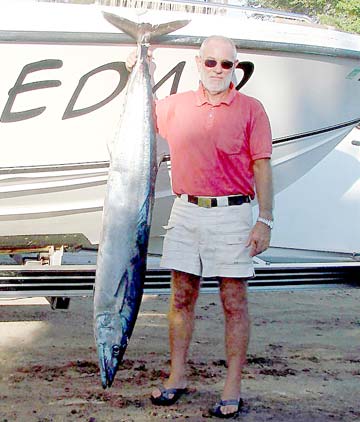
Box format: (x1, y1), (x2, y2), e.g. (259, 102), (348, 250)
(196, 39), (237, 95)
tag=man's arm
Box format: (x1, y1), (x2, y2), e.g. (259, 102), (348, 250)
(246, 158), (273, 257)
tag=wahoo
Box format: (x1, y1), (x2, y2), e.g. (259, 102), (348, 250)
(93, 13), (189, 389)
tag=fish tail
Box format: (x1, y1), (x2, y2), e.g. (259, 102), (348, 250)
(102, 12), (190, 43)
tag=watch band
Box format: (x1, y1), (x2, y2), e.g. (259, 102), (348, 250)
(257, 217), (274, 229)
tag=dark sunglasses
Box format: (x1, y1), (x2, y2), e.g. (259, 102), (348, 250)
(204, 58), (234, 70)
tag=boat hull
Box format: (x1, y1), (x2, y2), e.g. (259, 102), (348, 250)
(0, 1), (359, 253)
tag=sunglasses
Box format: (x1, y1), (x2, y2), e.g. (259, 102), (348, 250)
(204, 58), (234, 70)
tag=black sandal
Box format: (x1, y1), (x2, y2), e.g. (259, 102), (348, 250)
(150, 386), (189, 406)
(209, 398), (244, 419)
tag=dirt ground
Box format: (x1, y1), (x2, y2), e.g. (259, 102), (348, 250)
(1, 287), (360, 422)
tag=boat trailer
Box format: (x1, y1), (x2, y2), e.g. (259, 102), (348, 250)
(0, 244), (359, 309)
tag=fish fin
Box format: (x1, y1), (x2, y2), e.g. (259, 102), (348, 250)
(102, 12), (190, 43)
(138, 191), (154, 231)
(150, 20), (191, 39)
(114, 269), (128, 298)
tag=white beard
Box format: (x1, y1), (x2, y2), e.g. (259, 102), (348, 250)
(200, 67), (234, 95)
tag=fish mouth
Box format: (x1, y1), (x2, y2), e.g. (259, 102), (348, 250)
(98, 343), (120, 389)
(94, 312), (127, 388)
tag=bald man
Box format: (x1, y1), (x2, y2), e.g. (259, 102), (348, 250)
(127, 35), (273, 418)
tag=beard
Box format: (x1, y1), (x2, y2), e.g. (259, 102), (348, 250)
(200, 68), (234, 94)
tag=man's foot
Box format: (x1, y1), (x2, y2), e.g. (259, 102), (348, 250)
(209, 398), (244, 419)
(150, 385), (189, 406)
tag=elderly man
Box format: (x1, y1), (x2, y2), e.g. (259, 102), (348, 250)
(127, 35), (273, 418)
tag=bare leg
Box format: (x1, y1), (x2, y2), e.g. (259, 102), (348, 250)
(151, 270), (200, 399)
(218, 278), (250, 414)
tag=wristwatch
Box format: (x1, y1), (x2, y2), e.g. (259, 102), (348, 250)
(257, 217), (274, 229)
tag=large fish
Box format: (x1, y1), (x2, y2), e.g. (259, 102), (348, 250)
(94, 13), (189, 389)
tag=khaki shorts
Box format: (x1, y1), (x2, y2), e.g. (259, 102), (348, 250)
(160, 196), (254, 278)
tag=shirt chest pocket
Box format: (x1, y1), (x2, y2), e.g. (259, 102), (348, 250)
(216, 134), (245, 155)
(216, 118), (248, 155)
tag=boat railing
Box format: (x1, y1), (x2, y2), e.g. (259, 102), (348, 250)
(37, 0), (316, 24)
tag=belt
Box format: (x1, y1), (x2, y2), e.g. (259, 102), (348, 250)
(178, 194), (251, 208)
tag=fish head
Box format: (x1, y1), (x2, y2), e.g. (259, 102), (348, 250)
(94, 312), (127, 389)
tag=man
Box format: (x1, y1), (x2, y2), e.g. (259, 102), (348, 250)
(127, 35), (273, 418)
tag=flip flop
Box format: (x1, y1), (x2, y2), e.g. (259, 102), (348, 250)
(209, 398), (244, 419)
(150, 386), (189, 406)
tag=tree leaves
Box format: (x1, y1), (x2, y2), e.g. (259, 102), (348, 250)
(251, 0), (360, 34)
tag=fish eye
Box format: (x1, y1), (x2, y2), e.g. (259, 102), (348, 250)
(112, 345), (121, 356)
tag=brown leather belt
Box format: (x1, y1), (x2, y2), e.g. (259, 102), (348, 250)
(178, 194), (251, 208)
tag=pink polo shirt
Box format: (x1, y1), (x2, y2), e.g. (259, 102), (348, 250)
(156, 83), (272, 197)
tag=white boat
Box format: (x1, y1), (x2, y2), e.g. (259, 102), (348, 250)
(0, 0), (359, 258)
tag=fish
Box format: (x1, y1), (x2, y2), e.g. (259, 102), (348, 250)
(93, 12), (190, 389)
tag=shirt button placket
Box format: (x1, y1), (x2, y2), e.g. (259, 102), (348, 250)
(206, 106), (215, 129)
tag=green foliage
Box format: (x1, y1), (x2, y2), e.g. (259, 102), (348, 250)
(252, 0), (360, 34)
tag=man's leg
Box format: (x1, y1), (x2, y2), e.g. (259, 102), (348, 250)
(152, 270), (200, 399)
(218, 277), (250, 414)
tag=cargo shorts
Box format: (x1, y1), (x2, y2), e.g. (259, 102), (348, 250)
(160, 196), (254, 278)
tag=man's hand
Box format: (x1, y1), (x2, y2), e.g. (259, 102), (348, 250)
(246, 220), (271, 257)
(247, 158), (273, 257)
(125, 49), (137, 72)
(125, 49), (153, 72)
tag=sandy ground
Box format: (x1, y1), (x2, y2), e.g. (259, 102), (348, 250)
(1, 287), (360, 422)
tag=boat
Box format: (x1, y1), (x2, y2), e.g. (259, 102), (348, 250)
(0, 0), (360, 259)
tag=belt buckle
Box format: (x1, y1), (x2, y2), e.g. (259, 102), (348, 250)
(198, 197), (212, 208)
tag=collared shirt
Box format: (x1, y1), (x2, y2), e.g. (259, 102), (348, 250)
(156, 83), (272, 197)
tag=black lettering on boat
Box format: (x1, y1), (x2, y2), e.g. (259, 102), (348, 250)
(152, 61), (186, 95)
(236, 61), (254, 90)
(0, 59), (62, 123)
(62, 62), (128, 120)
